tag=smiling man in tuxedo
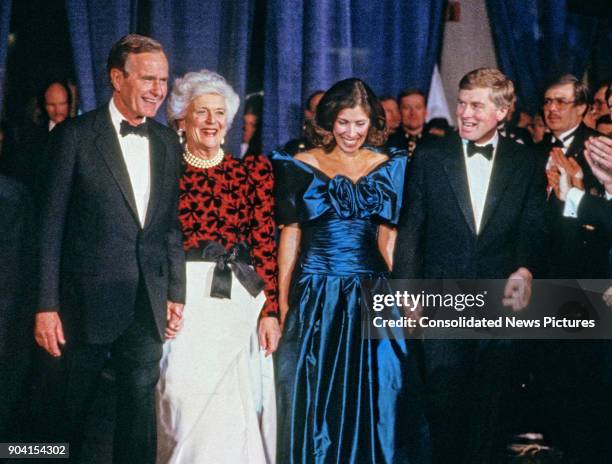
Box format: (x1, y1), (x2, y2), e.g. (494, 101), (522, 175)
(34, 34), (185, 463)
(393, 68), (547, 463)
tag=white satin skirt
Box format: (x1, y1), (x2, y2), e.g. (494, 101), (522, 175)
(156, 262), (276, 464)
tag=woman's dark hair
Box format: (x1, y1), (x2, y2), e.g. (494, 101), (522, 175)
(305, 78), (387, 152)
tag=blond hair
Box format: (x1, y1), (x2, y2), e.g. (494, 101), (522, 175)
(459, 68), (515, 109)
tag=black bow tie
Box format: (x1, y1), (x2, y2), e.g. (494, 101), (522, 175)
(467, 141), (494, 160)
(120, 120), (148, 138)
(551, 138), (565, 149)
(552, 129), (577, 149)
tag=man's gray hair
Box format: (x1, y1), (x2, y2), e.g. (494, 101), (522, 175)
(167, 70), (240, 129)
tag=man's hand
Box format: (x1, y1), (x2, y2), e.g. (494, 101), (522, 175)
(258, 316), (281, 357)
(556, 166), (571, 201)
(34, 311), (65, 357)
(165, 301), (184, 340)
(502, 267), (533, 311)
(585, 136), (612, 194)
(546, 167), (561, 199)
(551, 149), (584, 190)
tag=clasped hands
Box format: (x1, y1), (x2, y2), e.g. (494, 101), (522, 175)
(547, 136), (612, 200)
(546, 148), (583, 201)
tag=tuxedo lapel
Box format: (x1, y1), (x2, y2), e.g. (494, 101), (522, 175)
(565, 124), (587, 159)
(94, 108), (141, 225)
(143, 127), (167, 229)
(442, 136), (477, 235)
(479, 136), (516, 234)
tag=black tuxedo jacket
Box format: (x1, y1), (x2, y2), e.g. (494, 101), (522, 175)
(0, 175), (36, 356)
(578, 194), (612, 234)
(37, 105), (186, 344)
(393, 133), (547, 279)
(578, 194), (612, 277)
(539, 124), (607, 277)
(539, 123), (601, 192)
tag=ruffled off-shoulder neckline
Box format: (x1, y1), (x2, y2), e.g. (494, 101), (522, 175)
(271, 148), (407, 225)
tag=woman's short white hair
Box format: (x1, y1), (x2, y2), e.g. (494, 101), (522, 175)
(166, 69), (240, 129)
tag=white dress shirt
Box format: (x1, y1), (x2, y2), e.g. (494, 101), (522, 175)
(462, 132), (499, 234)
(109, 99), (151, 227)
(550, 124), (580, 155)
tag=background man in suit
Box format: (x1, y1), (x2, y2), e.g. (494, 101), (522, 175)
(0, 81), (72, 197)
(34, 34), (185, 463)
(393, 68), (547, 463)
(387, 88), (428, 157)
(547, 134), (612, 462)
(380, 95), (402, 135)
(541, 74), (607, 278)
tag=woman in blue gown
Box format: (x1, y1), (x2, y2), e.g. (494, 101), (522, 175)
(272, 78), (430, 464)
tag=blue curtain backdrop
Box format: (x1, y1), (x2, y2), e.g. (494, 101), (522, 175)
(148, 0), (254, 156)
(65, 0), (138, 112)
(262, 0), (445, 152)
(486, 0), (601, 114)
(0, 1), (12, 115)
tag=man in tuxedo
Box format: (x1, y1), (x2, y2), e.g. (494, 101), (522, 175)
(34, 34), (185, 463)
(541, 74), (607, 278)
(0, 81), (72, 197)
(546, 134), (612, 461)
(394, 68), (547, 463)
(387, 88), (429, 157)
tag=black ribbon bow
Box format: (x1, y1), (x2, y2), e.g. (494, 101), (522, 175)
(551, 138), (565, 149)
(119, 120), (149, 138)
(188, 241), (264, 299)
(467, 141), (494, 161)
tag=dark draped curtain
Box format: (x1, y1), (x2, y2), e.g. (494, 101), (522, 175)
(65, 0), (138, 112)
(0, 1), (12, 115)
(590, 18), (612, 87)
(262, 0), (445, 152)
(148, 0), (254, 155)
(486, 0), (600, 114)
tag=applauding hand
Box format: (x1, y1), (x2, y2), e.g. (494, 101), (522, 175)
(585, 136), (612, 195)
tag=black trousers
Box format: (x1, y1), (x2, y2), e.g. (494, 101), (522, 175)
(422, 339), (515, 464)
(0, 346), (32, 441)
(60, 284), (162, 464)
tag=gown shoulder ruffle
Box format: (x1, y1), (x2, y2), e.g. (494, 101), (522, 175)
(270, 149), (407, 226)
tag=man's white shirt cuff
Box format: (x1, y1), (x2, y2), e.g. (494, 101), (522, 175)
(563, 187), (585, 218)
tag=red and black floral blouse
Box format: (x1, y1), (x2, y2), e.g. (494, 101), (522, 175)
(178, 152), (278, 318)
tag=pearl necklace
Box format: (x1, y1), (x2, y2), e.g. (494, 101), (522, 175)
(183, 146), (225, 169)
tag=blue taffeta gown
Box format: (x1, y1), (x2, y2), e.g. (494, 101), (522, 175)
(272, 149), (430, 464)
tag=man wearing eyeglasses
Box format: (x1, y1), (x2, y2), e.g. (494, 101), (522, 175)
(542, 74), (606, 278)
(537, 75), (608, 463)
(584, 81), (611, 130)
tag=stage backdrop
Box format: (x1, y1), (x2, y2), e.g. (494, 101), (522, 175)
(0, 1), (12, 115)
(65, 0), (138, 113)
(262, 0), (445, 151)
(148, 0), (254, 156)
(486, 0), (602, 114)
